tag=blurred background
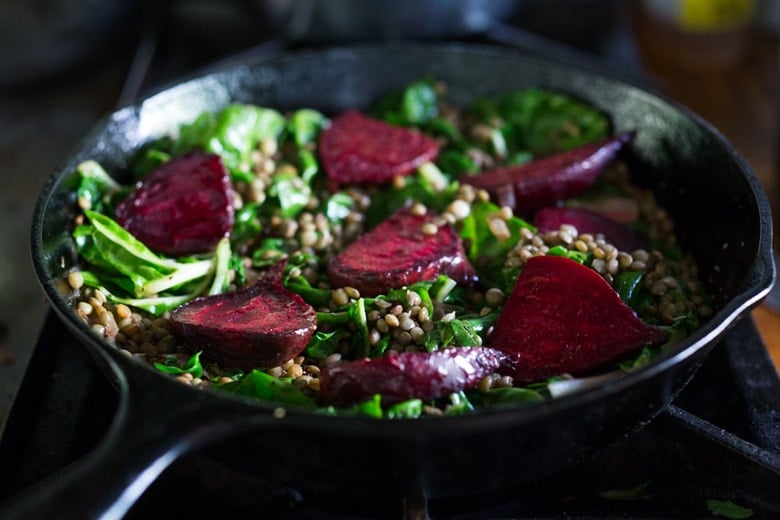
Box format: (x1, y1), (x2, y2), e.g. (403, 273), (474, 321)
(0, 0), (777, 429)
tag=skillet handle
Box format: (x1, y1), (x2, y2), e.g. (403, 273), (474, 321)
(0, 352), (278, 520)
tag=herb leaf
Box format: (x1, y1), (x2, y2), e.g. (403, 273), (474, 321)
(154, 351), (203, 378)
(706, 499), (754, 519)
(216, 370), (314, 407)
(599, 479), (654, 501)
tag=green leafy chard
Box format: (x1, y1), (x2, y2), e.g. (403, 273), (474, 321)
(72, 160), (127, 214)
(173, 104), (286, 183)
(479, 386), (545, 406)
(370, 79), (440, 126)
(599, 479), (654, 501)
(74, 211), (227, 315)
(459, 199), (534, 290)
(216, 370), (315, 407)
(268, 169), (312, 219)
(483, 88), (611, 157)
(385, 399), (424, 419)
(705, 499), (754, 519)
(154, 351), (204, 378)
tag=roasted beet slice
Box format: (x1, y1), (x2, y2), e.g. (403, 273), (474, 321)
(115, 151), (234, 256)
(534, 206), (645, 252)
(327, 207), (477, 296)
(319, 110), (441, 185)
(320, 347), (506, 406)
(489, 255), (667, 382)
(461, 131), (634, 216)
(169, 264), (317, 371)
(572, 196), (639, 224)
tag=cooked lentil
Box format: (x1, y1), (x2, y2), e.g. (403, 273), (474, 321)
(63, 84), (715, 417)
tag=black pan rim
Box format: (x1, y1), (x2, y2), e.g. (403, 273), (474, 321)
(30, 41), (776, 435)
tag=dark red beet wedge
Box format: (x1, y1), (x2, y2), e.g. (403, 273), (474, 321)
(320, 347), (506, 406)
(489, 255), (668, 382)
(327, 207), (477, 297)
(534, 206), (645, 252)
(169, 264), (317, 371)
(461, 131), (634, 216)
(319, 110), (441, 185)
(572, 196), (639, 224)
(115, 151), (234, 256)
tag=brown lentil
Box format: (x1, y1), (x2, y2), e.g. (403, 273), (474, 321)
(384, 314), (400, 328)
(64, 93), (715, 417)
(488, 217), (511, 241)
(421, 222), (438, 236)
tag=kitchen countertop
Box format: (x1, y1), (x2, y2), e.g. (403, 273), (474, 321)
(0, 59), (131, 435)
(0, 14), (777, 437)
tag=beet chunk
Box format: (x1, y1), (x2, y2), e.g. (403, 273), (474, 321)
(534, 206), (645, 252)
(115, 151), (234, 256)
(461, 131), (634, 216)
(489, 255), (668, 382)
(327, 207), (477, 297)
(319, 110), (440, 185)
(169, 265), (317, 371)
(320, 347), (506, 406)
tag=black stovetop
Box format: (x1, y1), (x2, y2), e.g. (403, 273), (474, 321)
(2, 5), (779, 518)
(0, 311), (778, 518)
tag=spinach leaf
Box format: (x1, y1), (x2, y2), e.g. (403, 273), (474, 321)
(460, 199), (534, 289)
(348, 298), (370, 358)
(216, 370), (314, 407)
(385, 399), (424, 419)
(286, 276), (332, 309)
(305, 329), (347, 359)
(614, 270), (645, 308)
(480, 386), (546, 406)
(437, 149), (479, 176)
(288, 109), (328, 147)
(495, 88), (610, 156)
(363, 170), (459, 229)
(705, 499), (754, 519)
(250, 238), (286, 269)
(231, 202), (264, 246)
(371, 79), (439, 126)
(617, 346), (661, 372)
(130, 137), (174, 178)
(444, 391), (474, 415)
(421, 318), (482, 352)
(323, 394), (384, 418)
(547, 245), (590, 264)
(173, 104), (285, 183)
(154, 351), (203, 378)
(325, 192), (354, 223)
(73, 160), (125, 214)
(599, 479), (654, 501)
(268, 168), (311, 219)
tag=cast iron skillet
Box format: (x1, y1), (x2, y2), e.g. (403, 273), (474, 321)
(7, 42), (775, 518)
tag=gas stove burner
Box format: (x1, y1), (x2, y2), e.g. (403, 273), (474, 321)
(1, 313), (777, 518)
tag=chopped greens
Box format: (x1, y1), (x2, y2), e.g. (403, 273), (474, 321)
(65, 79), (710, 419)
(599, 479), (654, 501)
(174, 104), (286, 183)
(154, 351), (204, 378)
(216, 370), (315, 408)
(74, 211), (223, 314)
(705, 499), (754, 519)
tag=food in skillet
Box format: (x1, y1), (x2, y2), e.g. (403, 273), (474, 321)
(65, 80), (713, 417)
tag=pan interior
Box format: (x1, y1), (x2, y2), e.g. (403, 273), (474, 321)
(32, 43), (774, 421)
